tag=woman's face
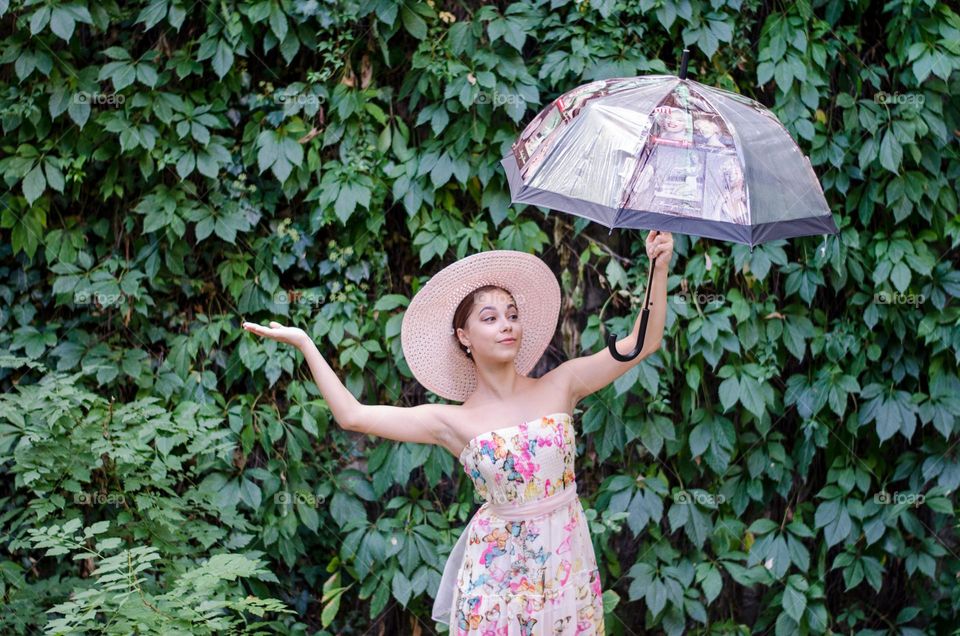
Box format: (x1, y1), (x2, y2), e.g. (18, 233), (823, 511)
(723, 161), (745, 190)
(660, 107), (686, 133)
(457, 289), (522, 364)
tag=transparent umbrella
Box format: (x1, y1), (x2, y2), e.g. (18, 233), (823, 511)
(501, 49), (839, 360)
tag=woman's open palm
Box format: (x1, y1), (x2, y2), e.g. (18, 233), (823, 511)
(242, 320), (308, 349)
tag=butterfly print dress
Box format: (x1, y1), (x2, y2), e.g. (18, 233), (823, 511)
(432, 412), (605, 635)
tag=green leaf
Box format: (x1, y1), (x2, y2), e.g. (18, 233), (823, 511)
(912, 51), (936, 83)
(22, 164), (46, 205)
(401, 5), (427, 40)
(191, 122), (210, 145)
(656, 3), (676, 29)
(257, 130), (280, 173)
(430, 105), (449, 135)
(501, 18), (526, 51)
(719, 376), (739, 411)
(68, 96), (90, 128)
(879, 129), (902, 174)
(212, 40), (234, 79)
(43, 160), (65, 192)
(137, 0), (169, 30)
(280, 31), (300, 64)
(481, 187), (510, 226)
(271, 155), (292, 182)
(301, 408), (319, 436)
(137, 63), (158, 87)
(739, 375), (766, 419)
(103, 46), (131, 60)
(269, 3), (288, 41)
(296, 499), (319, 532)
(782, 581), (807, 622)
(281, 136), (304, 166)
(925, 496), (954, 515)
(111, 64), (137, 91)
(700, 564), (722, 604)
(391, 568), (411, 605)
(215, 478), (241, 509)
(246, 1), (272, 23)
(30, 6), (50, 34)
(50, 7), (76, 41)
(176, 151), (195, 178)
(689, 422), (711, 457)
(48, 88), (70, 118)
(330, 491), (365, 530)
(430, 152), (453, 188)
(757, 61), (775, 85)
(592, 0), (616, 19)
(889, 261), (911, 292)
(196, 150), (219, 178)
(774, 61), (793, 93)
(240, 478), (262, 509)
(647, 577), (667, 616)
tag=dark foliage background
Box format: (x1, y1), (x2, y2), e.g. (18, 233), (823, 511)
(0, 0), (959, 633)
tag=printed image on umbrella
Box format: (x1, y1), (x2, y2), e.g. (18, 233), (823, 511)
(625, 96), (748, 225)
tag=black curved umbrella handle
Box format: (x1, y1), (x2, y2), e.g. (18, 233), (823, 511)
(606, 233), (660, 362)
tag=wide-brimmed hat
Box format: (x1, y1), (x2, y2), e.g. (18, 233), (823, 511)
(400, 250), (561, 402)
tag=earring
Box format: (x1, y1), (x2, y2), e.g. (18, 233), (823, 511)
(466, 347), (471, 353)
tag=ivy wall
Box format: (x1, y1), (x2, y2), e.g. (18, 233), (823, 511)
(1, 0), (959, 634)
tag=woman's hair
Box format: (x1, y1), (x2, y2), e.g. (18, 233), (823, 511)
(452, 285), (513, 360)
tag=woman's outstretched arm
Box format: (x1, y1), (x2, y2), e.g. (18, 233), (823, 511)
(242, 321), (447, 447)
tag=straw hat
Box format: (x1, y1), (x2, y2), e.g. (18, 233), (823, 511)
(400, 250), (561, 402)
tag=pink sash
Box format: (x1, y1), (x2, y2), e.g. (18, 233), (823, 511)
(431, 483), (579, 625)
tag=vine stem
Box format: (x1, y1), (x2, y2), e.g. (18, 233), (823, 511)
(130, 550), (183, 622)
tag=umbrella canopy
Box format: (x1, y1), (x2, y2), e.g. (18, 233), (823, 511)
(500, 56), (840, 361)
(500, 73), (839, 248)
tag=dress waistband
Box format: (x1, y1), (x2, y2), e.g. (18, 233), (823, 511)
(483, 482), (579, 520)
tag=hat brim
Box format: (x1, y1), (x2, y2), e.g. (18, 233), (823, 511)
(400, 250), (561, 402)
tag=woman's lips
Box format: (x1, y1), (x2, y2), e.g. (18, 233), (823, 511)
(499, 338), (516, 344)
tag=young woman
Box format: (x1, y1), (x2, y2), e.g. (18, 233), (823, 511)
(242, 231), (673, 635)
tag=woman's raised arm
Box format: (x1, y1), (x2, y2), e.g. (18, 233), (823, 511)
(241, 321), (447, 447)
(549, 231), (674, 404)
